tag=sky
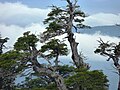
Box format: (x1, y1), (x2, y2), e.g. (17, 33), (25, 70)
(0, 1), (119, 89)
(0, 0), (120, 48)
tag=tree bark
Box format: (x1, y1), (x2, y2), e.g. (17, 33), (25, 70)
(54, 74), (68, 90)
(34, 66), (68, 90)
(66, 0), (87, 69)
(68, 33), (84, 68)
(54, 53), (59, 67)
(118, 73), (120, 90)
(31, 46), (68, 90)
(104, 53), (120, 90)
(118, 68), (120, 90)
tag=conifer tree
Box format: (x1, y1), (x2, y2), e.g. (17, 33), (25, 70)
(40, 0), (89, 69)
(95, 39), (120, 90)
(14, 31), (68, 90)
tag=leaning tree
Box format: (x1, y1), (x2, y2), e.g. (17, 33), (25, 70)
(94, 38), (120, 90)
(40, 0), (89, 69)
(0, 33), (108, 90)
(14, 31), (69, 90)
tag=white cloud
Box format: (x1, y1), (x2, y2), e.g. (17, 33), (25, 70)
(55, 32), (120, 61)
(0, 2), (50, 26)
(0, 2), (120, 27)
(75, 33), (119, 61)
(0, 2), (120, 60)
(0, 2), (50, 51)
(0, 23), (46, 51)
(84, 13), (120, 26)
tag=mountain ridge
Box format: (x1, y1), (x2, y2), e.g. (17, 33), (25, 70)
(76, 25), (120, 37)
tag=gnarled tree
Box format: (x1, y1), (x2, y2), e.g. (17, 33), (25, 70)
(94, 38), (120, 90)
(14, 31), (68, 90)
(40, 0), (89, 69)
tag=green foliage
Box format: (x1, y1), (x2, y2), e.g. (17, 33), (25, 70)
(0, 1), (110, 90)
(16, 77), (57, 90)
(0, 50), (20, 70)
(0, 60), (15, 70)
(15, 88), (47, 90)
(0, 50), (30, 74)
(21, 77), (47, 88)
(73, 10), (86, 17)
(0, 50), (23, 89)
(16, 65), (108, 90)
(40, 39), (68, 59)
(65, 69), (108, 90)
(48, 6), (63, 17)
(58, 65), (75, 76)
(45, 83), (57, 90)
(14, 31), (39, 51)
(47, 21), (62, 30)
(41, 1), (88, 42)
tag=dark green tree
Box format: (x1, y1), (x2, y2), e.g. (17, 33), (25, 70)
(0, 36), (18, 90)
(40, 39), (68, 66)
(14, 31), (69, 90)
(0, 50), (24, 90)
(0, 30), (109, 90)
(0, 0), (109, 90)
(16, 65), (108, 90)
(65, 68), (108, 90)
(40, 0), (89, 69)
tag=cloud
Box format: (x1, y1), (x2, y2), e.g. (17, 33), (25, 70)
(0, 2), (49, 51)
(0, 2), (120, 27)
(0, 23), (46, 51)
(0, 2), (120, 28)
(0, 2), (50, 26)
(84, 13), (120, 26)
(0, 2), (120, 59)
(55, 32), (120, 61)
(75, 33), (119, 61)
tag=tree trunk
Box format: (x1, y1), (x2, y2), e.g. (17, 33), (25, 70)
(68, 32), (84, 68)
(53, 74), (68, 90)
(102, 51), (120, 90)
(118, 70), (120, 90)
(0, 77), (3, 89)
(118, 77), (120, 90)
(66, 0), (87, 69)
(54, 54), (59, 67)
(30, 47), (68, 90)
(34, 66), (68, 90)
(112, 57), (120, 90)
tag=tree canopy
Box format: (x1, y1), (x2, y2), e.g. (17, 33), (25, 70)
(0, 0), (110, 90)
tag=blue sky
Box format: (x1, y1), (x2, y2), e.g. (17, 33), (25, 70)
(0, 1), (119, 89)
(0, 0), (120, 47)
(0, 0), (119, 27)
(0, 0), (120, 14)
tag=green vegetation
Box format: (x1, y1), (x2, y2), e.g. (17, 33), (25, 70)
(0, 34), (109, 90)
(16, 66), (108, 90)
(66, 69), (108, 90)
(0, 0), (111, 90)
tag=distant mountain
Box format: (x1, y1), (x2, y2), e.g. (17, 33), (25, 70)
(76, 25), (120, 37)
